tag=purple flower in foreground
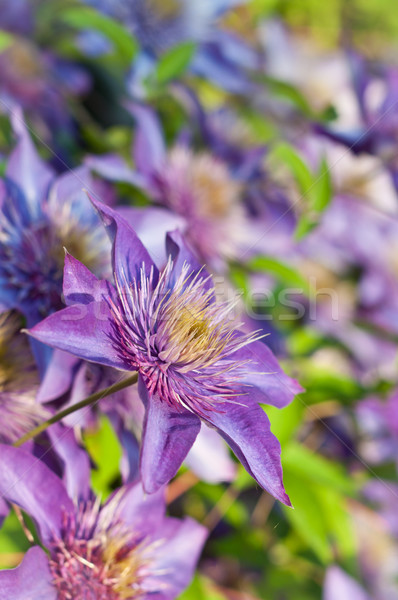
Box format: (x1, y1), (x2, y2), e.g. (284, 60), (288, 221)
(29, 199), (302, 502)
(0, 444), (206, 599)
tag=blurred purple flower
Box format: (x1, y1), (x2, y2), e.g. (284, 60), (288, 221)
(83, 0), (258, 95)
(28, 199), (302, 502)
(315, 53), (398, 194)
(323, 566), (370, 600)
(0, 444), (207, 599)
(0, 112), (111, 369)
(0, 311), (46, 444)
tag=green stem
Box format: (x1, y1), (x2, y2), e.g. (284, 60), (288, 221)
(13, 372), (139, 448)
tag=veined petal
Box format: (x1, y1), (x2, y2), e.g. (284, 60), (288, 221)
(112, 480), (165, 535)
(139, 378), (201, 493)
(203, 393), (291, 505)
(89, 196), (157, 281)
(63, 253), (116, 306)
(232, 339), (304, 408)
(0, 445), (74, 544)
(166, 230), (213, 292)
(119, 206), (186, 268)
(27, 302), (127, 371)
(0, 547), (56, 600)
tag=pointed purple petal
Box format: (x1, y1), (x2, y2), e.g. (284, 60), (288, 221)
(89, 196), (157, 281)
(27, 302), (127, 371)
(233, 339), (303, 408)
(0, 547), (56, 600)
(7, 109), (54, 213)
(63, 253), (116, 306)
(37, 349), (80, 403)
(203, 393), (291, 505)
(112, 481), (165, 535)
(85, 153), (150, 189)
(46, 424), (91, 501)
(0, 444), (74, 544)
(166, 230), (213, 292)
(126, 101), (166, 177)
(118, 207), (186, 268)
(139, 378), (201, 493)
(145, 518), (207, 599)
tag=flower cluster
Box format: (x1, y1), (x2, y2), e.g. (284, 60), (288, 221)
(0, 2), (397, 599)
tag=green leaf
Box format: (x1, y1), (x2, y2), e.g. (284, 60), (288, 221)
(260, 75), (315, 116)
(247, 255), (313, 295)
(59, 6), (138, 66)
(263, 398), (304, 446)
(269, 142), (314, 196)
(283, 442), (357, 495)
(0, 30), (13, 53)
(156, 41), (196, 84)
(83, 415), (122, 497)
(179, 575), (226, 600)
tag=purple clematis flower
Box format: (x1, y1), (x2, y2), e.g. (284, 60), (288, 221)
(315, 52), (398, 194)
(28, 199), (302, 502)
(83, 0), (258, 95)
(45, 359), (236, 485)
(0, 112), (112, 370)
(87, 103), (254, 270)
(0, 444), (207, 599)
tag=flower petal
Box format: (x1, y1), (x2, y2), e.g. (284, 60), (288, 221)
(0, 547), (56, 600)
(7, 109), (54, 214)
(27, 302), (127, 371)
(85, 153), (150, 189)
(185, 423), (236, 483)
(63, 253), (116, 306)
(203, 393), (291, 505)
(0, 445), (74, 544)
(37, 349), (80, 403)
(126, 101), (166, 177)
(46, 423), (91, 501)
(139, 378), (201, 493)
(145, 517), (207, 600)
(112, 481), (165, 535)
(233, 339), (303, 408)
(166, 230), (213, 292)
(323, 566), (370, 600)
(89, 196), (157, 281)
(118, 206), (186, 268)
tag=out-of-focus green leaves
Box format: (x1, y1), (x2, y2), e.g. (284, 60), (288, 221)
(283, 442), (358, 495)
(83, 415), (122, 498)
(281, 442), (358, 563)
(247, 255), (313, 295)
(269, 143), (332, 239)
(0, 30), (14, 53)
(59, 6), (138, 66)
(155, 41), (197, 84)
(264, 398), (304, 446)
(0, 511), (30, 565)
(179, 575), (226, 600)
